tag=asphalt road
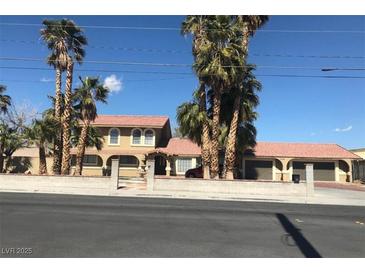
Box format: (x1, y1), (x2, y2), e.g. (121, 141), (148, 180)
(0, 192), (364, 257)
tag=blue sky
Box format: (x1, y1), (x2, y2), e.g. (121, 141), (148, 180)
(0, 15), (364, 149)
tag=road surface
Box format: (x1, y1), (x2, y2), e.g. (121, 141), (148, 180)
(0, 192), (364, 257)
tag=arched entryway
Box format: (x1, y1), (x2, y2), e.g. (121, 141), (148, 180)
(154, 155), (166, 175)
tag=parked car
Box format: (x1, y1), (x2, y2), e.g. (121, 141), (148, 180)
(185, 166), (203, 178)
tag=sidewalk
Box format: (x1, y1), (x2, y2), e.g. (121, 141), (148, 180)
(109, 186), (365, 207)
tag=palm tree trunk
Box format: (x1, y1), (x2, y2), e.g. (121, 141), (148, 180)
(223, 27), (250, 180)
(222, 93), (241, 179)
(210, 85), (222, 179)
(75, 121), (89, 175)
(39, 142), (48, 175)
(61, 59), (74, 175)
(197, 81), (211, 179)
(52, 66), (62, 174)
(0, 154), (4, 173)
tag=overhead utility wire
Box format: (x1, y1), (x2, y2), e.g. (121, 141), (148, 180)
(1, 39), (365, 59)
(1, 22), (365, 33)
(1, 56), (365, 71)
(1, 66), (365, 79)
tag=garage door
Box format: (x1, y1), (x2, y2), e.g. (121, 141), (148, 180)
(245, 160), (273, 180)
(292, 162), (335, 181)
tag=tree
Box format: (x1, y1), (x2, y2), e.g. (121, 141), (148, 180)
(0, 85), (11, 114)
(193, 16), (246, 179)
(221, 68), (261, 178)
(182, 16), (212, 178)
(222, 16), (268, 179)
(41, 20), (67, 174)
(0, 123), (26, 173)
(72, 77), (108, 175)
(41, 19), (88, 175)
(26, 116), (57, 175)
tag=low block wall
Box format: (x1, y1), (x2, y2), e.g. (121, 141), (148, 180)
(0, 174), (113, 195)
(153, 177), (307, 196)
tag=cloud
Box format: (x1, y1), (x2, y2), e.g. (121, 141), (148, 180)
(334, 125), (353, 132)
(40, 77), (53, 83)
(103, 74), (122, 93)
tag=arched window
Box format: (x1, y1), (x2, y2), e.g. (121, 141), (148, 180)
(132, 129), (142, 144)
(109, 128), (120, 145)
(144, 129), (154, 145)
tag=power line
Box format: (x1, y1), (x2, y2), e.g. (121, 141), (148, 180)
(2, 56), (365, 71)
(1, 67), (365, 80)
(2, 38), (365, 59)
(0, 65), (192, 75)
(1, 22), (365, 34)
(0, 77), (191, 83)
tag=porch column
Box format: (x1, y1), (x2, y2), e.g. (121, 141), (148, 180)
(165, 158), (171, 176)
(278, 158), (291, 182)
(344, 159), (353, 182)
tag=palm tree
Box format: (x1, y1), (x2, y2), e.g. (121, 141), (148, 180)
(194, 16), (245, 179)
(0, 123), (25, 173)
(41, 19), (88, 175)
(41, 20), (66, 174)
(72, 77), (108, 175)
(26, 116), (57, 175)
(222, 69), (261, 179)
(182, 16), (212, 179)
(176, 100), (204, 145)
(0, 85), (11, 114)
(222, 16), (268, 179)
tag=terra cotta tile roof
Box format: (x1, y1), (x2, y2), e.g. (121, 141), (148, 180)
(91, 115), (169, 128)
(245, 142), (361, 159)
(153, 138), (201, 156)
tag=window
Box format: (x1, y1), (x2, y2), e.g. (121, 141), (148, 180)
(144, 129), (154, 145)
(119, 156), (139, 168)
(83, 155), (98, 166)
(109, 128), (120, 145)
(177, 158), (192, 173)
(132, 129), (142, 145)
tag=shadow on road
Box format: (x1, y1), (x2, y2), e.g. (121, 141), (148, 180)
(276, 213), (322, 258)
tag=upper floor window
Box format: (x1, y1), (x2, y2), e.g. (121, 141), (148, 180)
(144, 129), (154, 145)
(132, 129), (142, 145)
(109, 128), (120, 145)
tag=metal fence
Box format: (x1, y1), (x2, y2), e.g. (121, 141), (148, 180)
(352, 160), (365, 182)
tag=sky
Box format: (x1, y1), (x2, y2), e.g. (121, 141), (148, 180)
(0, 15), (364, 149)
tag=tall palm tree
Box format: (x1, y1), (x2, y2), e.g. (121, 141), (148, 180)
(222, 16), (268, 179)
(41, 20), (67, 174)
(222, 69), (261, 179)
(41, 19), (87, 175)
(72, 77), (108, 175)
(0, 85), (11, 114)
(26, 116), (57, 175)
(182, 16), (212, 179)
(194, 16), (245, 179)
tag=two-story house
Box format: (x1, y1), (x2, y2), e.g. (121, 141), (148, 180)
(10, 114), (360, 182)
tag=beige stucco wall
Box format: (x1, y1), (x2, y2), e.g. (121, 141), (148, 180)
(96, 126), (163, 152)
(351, 149), (365, 160)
